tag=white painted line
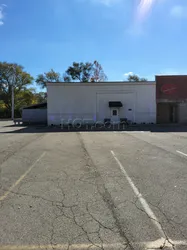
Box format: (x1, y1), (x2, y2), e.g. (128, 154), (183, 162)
(172, 240), (187, 246)
(0, 243), (123, 250)
(113, 131), (146, 133)
(111, 150), (166, 238)
(0, 152), (46, 201)
(0, 239), (187, 250)
(143, 238), (187, 248)
(177, 150), (187, 157)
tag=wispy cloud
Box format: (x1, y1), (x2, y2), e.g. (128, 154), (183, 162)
(124, 72), (133, 77)
(136, 0), (156, 23)
(170, 5), (187, 19)
(129, 0), (167, 35)
(157, 69), (182, 75)
(0, 4), (6, 26)
(90, 0), (122, 7)
(128, 0), (157, 35)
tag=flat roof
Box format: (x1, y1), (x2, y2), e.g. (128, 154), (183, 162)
(22, 102), (47, 109)
(46, 81), (155, 86)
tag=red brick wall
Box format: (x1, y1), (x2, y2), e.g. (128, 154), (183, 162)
(156, 75), (187, 102)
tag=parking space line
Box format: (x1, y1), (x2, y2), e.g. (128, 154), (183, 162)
(0, 152), (46, 201)
(0, 243), (124, 250)
(1, 239), (187, 250)
(143, 238), (187, 248)
(176, 150), (187, 157)
(111, 150), (166, 238)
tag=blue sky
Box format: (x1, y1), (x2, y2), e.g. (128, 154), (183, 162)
(0, 0), (187, 85)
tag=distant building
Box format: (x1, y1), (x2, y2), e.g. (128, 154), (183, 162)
(22, 102), (47, 124)
(46, 81), (156, 126)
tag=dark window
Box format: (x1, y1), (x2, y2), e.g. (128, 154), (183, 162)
(113, 110), (117, 116)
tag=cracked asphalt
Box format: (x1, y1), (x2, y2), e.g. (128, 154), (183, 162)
(0, 121), (187, 250)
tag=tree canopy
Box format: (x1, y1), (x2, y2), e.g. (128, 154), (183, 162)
(0, 62), (34, 112)
(0, 62), (48, 118)
(91, 61), (107, 82)
(63, 62), (93, 82)
(36, 69), (61, 88)
(127, 74), (148, 82)
(64, 61), (107, 82)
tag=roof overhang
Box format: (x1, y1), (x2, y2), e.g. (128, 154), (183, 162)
(22, 102), (47, 110)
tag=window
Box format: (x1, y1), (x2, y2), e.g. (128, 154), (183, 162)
(113, 110), (117, 116)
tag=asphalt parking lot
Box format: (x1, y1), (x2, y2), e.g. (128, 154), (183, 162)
(0, 121), (187, 250)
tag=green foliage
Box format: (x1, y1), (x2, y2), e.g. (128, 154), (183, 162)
(127, 74), (148, 82)
(0, 62), (48, 118)
(0, 62), (34, 112)
(0, 88), (47, 118)
(91, 60), (107, 82)
(140, 77), (148, 82)
(36, 69), (61, 88)
(15, 89), (36, 109)
(64, 62), (93, 82)
(64, 61), (107, 82)
(34, 92), (47, 103)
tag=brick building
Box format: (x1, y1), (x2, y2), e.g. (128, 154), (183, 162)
(156, 75), (187, 124)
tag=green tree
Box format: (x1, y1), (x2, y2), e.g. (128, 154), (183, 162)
(64, 62), (93, 82)
(15, 88), (36, 109)
(34, 92), (47, 103)
(140, 77), (148, 82)
(63, 61), (107, 82)
(0, 62), (34, 115)
(127, 74), (148, 82)
(36, 69), (61, 88)
(90, 61), (107, 82)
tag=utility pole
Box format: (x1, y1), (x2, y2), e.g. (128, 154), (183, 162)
(11, 84), (14, 120)
(11, 65), (16, 120)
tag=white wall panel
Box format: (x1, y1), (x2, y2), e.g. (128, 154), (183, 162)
(47, 82), (156, 125)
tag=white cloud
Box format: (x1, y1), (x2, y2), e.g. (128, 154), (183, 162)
(0, 4), (6, 26)
(137, 0), (156, 22)
(130, 0), (166, 35)
(129, 0), (157, 36)
(170, 5), (187, 19)
(0, 8), (3, 19)
(124, 72), (133, 77)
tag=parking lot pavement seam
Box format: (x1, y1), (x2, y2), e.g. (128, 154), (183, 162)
(77, 132), (135, 250)
(0, 169), (126, 249)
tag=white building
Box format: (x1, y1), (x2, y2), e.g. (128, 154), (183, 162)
(47, 82), (156, 126)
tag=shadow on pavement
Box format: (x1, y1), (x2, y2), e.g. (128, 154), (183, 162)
(1, 124), (187, 133)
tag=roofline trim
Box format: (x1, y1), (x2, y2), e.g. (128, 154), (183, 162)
(46, 81), (155, 87)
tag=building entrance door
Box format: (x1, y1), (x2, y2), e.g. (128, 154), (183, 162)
(157, 103), (178, 124)
(110, 108), (120, 123)
(169, 104), (178, 123)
